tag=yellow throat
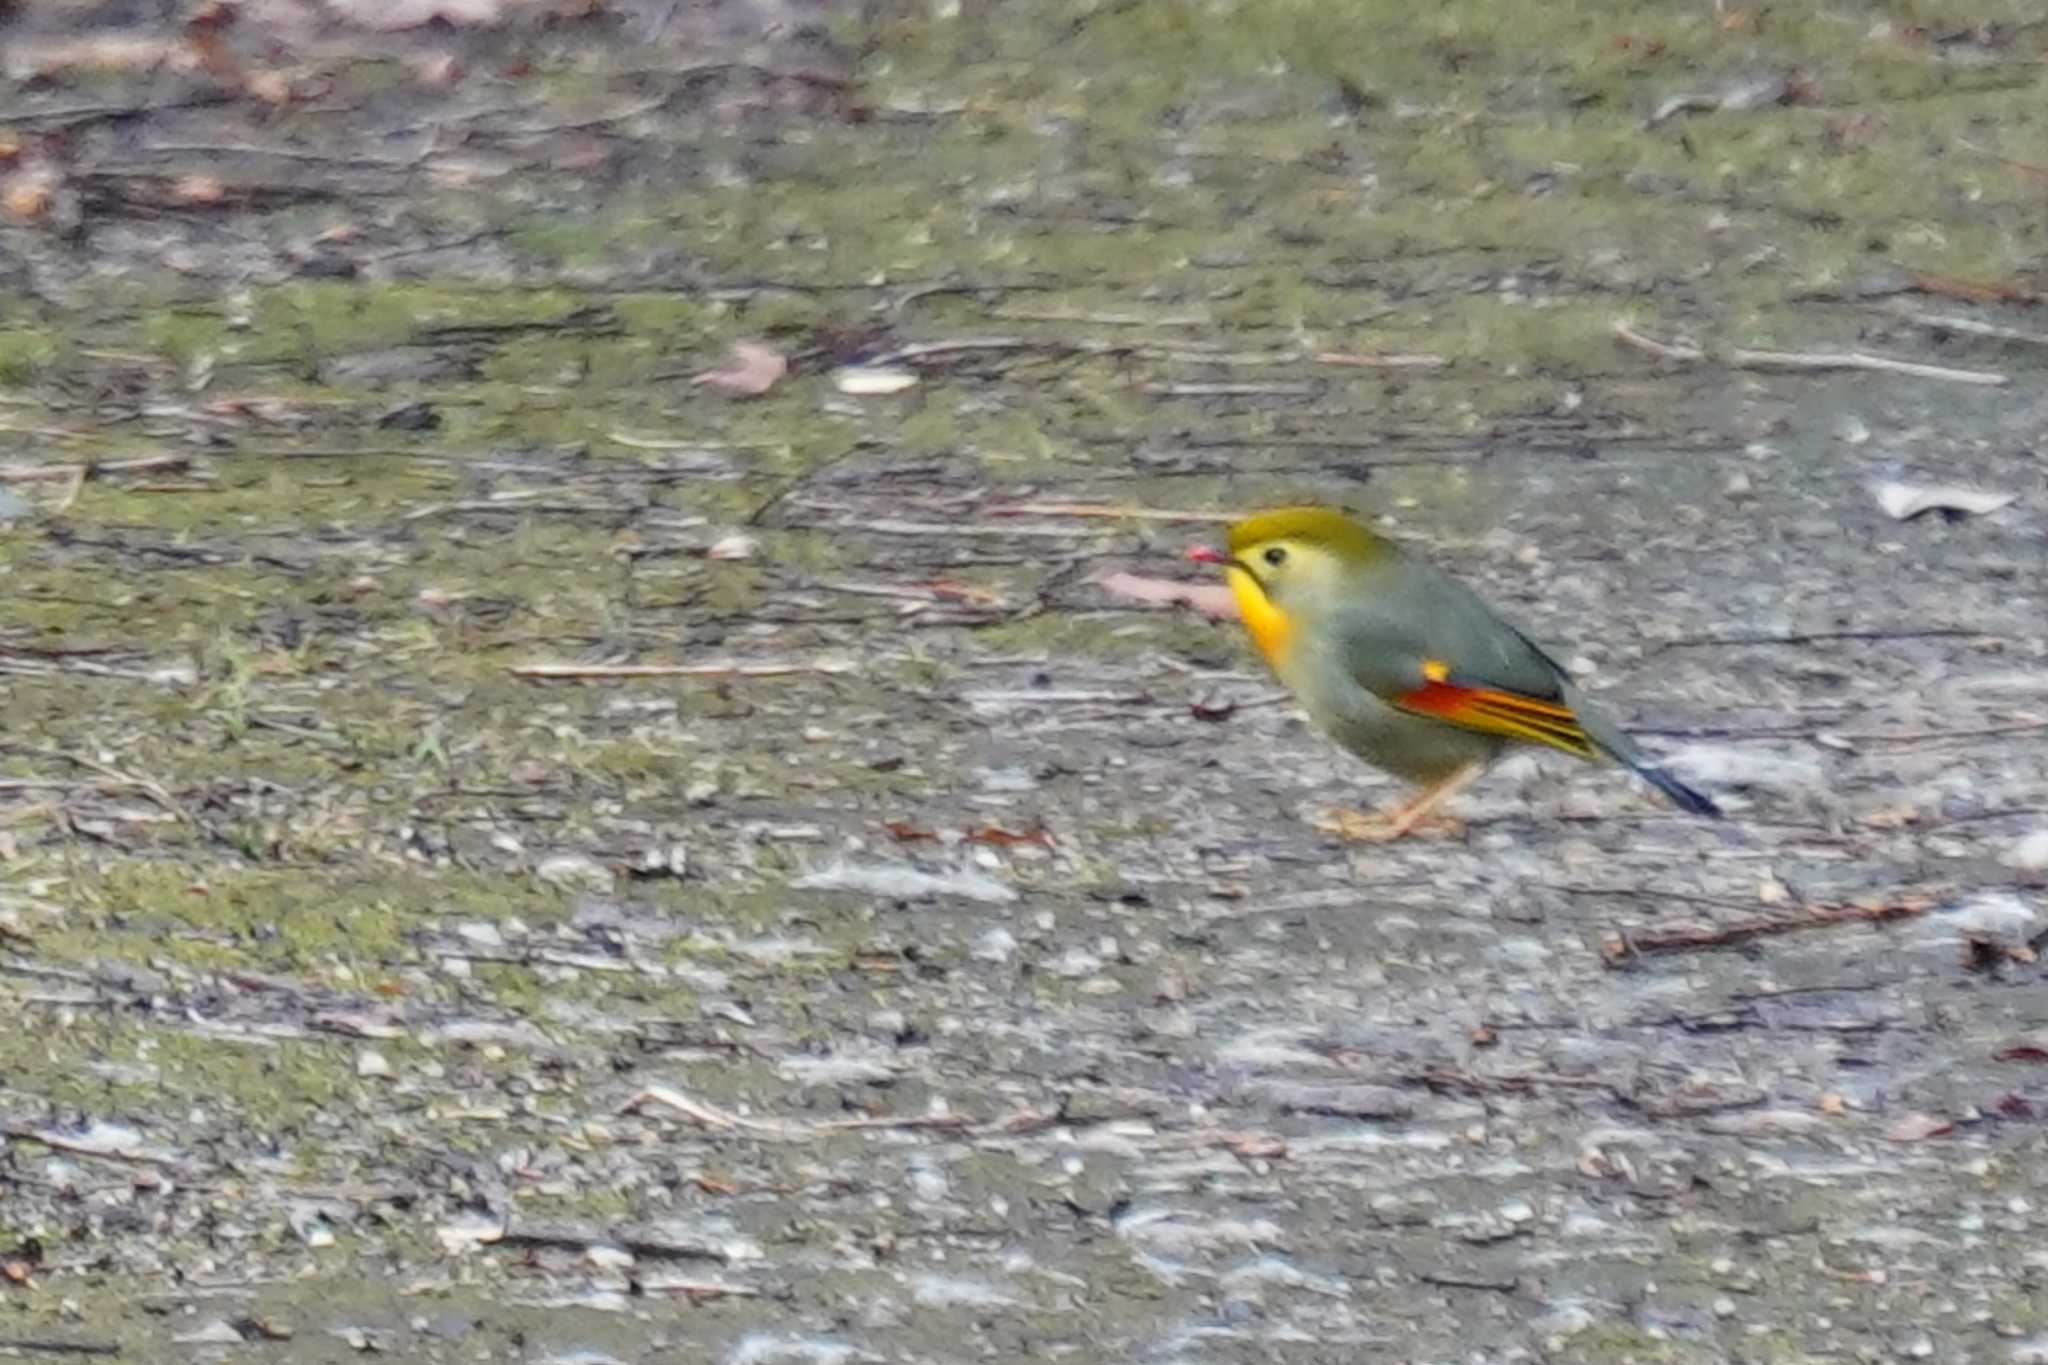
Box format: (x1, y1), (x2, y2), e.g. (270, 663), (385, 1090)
(1223, 564), (1293, 667)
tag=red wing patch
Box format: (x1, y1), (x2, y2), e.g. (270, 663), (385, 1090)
(1396, 660), (1597, 759)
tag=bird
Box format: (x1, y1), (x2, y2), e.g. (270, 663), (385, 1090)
(1186, 505), (1720, 840)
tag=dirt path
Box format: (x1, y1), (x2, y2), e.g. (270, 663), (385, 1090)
(3, 4), (2045, 1361)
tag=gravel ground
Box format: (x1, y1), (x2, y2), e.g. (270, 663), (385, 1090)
(2, 3), (2046, 1362)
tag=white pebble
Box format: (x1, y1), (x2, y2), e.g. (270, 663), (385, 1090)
(2004, 830), (2048, 872)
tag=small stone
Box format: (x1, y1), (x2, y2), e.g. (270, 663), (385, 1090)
(356, 1049), (393, 1080)
(2004, 830), (2048, 872)
(535, 853), (613, 891)
(1714, 1296), (1737, 1318)
(971, 927), (1016, 963)
(1500, 1199), (1535, 1224)
(684, 779), (719, 806)
(454, 921), (504, 949)
(585, 1244), (634, 1271)
(1722, 471), (1754, 500)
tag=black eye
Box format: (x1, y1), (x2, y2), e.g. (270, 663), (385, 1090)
(1263, 546), (1287, 567)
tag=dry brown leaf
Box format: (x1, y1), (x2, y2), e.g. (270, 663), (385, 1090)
(243, 70), (296, 105)
(1220, 1133), (1286, 1159)
(919, 579), (1004, 607)
(170, 175), (227, 206)
(415, 54), (465, 88)
(0, 174), (56, 224)
(1819, 1092), (1847, 1115)
(692, 342), (788, 397)
(1095, 571), (1240, 620)
(1883, 1111), (1953, 1142)
(1993, 1033), (2048, 1062)
(965, 825), (1054, 849)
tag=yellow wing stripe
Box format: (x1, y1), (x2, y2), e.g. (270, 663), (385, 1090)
(1399, 661), (1597, 759)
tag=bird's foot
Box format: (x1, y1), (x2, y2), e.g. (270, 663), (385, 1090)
(1310, 804), (1465, 843)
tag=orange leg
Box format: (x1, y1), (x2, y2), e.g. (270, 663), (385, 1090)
(1311, 760), (1486, 842)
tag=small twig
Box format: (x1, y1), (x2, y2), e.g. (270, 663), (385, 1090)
(510, 660), (856, 681)
(1313, 350), (1449, 369)
(643, 1278), (763, 1300)
(605, 429), (774, 452)
(139, 139), (432, 168)
(618, 1085), (801, 1136)
(1612, 320), (2009, 386)
(7, 747), (191, 824)
(1415, 1271), (1522, 1294)
(1601, 898), (1934, 965)
(0, 1341), (122, 1359)
(817, 1113), (973, 1133)
(1142, 381), (1318, 396)
(990, 308), (1208, 326)
(621, 1085), (1039, 1143)
(1882, 302), (2048, 349)
(0, 453), (193, 484)
(982, 502), (1233, 522)
(795, 515), (1098, 539)
(2, 1125), (187, 1170)
(1905, 266), (2044, 305)
(1835, 719), (2048, 747)
(1649, 627), (1988, 653)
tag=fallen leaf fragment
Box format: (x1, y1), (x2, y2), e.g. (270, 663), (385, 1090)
(1095, 571), (1240, 619)
(0, 171), (57, 223)
(415, 54), (465, 88)
(1883, 1111), (1953, 1142)
(692, 342), (787, 396)
(436, 1212), (506, 1253)
(965, 824), (1054, 848)
(1872, 481), (2015, 521)
(170, 175), (227, 206)
(1220, 1133), (1287, 1159)
(1993, 1034), (2048, 1063)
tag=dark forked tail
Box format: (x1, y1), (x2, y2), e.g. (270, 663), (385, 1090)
(1631, 760), (1723, 818)
(1562, 686), (1723, 819)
